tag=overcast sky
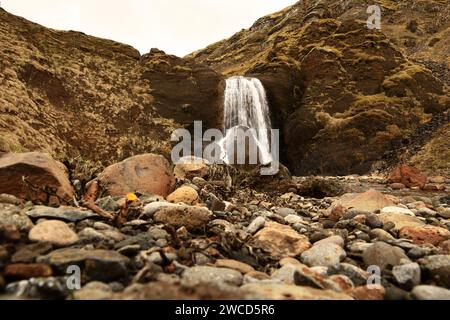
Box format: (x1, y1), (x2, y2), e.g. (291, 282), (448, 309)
(2, 0), (297, 56)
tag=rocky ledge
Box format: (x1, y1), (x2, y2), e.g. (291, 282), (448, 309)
(0, 151), (449, 300)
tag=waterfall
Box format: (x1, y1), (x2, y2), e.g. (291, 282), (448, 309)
(220, 76), (273, 165)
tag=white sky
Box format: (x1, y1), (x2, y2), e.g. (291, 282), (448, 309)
(1, 0), (297, 57)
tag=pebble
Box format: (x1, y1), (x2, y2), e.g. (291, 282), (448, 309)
(284, 214), (303, 225)
(166, 186), (199, 205)
(392, 262), (421, 288)
(418, 255), (450, 287)
(363, 242), (410, 270)
(366, 214), (384, 229)
(407, 247), (431, 259)
(251, 222), (311, 259)
(182, 266), (243, 287)
(275, 208), (296, 218)
(0, 204), (34, 231)
(37, 248), (129, 282)
(242, 283), (353, 300)
(301, 243), (346, 267)
(369, 228), (395, 241)
(328, 263), (369, 286)
(380, 206), (415, 217)
(215, 259), (255, 274)
(29, 220), (79, 247)
(246, 216), (265, 234)
(153, 205), (212, 232)
(411, 285), (450, 300)
(73, 282), (113, 300)
(313, 235), (345, 248)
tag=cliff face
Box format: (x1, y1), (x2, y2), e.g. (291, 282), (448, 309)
(188, 0), (450, 175)
(0, 8), (224, 167)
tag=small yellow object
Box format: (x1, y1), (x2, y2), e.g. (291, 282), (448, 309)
(126, 193), (138, 202)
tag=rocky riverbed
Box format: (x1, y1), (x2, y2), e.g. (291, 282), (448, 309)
(0, 152), (449, 300)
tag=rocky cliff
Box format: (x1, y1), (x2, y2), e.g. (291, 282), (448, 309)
(0, 8), (224, 169)
(188, 0), (450, 175)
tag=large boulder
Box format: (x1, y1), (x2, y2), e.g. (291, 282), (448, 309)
(0, 152), (74, 205)
(387, 165), (428, 189)
(96, 154), (175, 197)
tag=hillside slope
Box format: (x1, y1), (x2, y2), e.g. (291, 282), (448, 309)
(0, 8), (224, 167)
(188, 0), (450, 175)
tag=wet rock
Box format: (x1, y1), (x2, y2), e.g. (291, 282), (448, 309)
(418, 255), (450, 287)
(301, 243), (346, 267)
(246, 216), (265, 234)
(38, 248), (129, 281)
(392, 262), (421, 288)
(26, 206), (99, 222)
(242, 283), (353, 300)
(387, 165), (427, 189)
(154, 205), (212, 232)
(215, 259), (255, 274)
(0, 204), (34, 231)
(4, 263), (53, 280)
(96, 154), (175, 198)
(411, 285), (450, 300)
(29, 220), (79, 247)
(182, 266), (243, 287)
(173, 156), (209, 181)
(363, 242), (409, 270)
(399, 226), (450, 246)
(380, 206), (415, 217)
(0, 152), (74, 205)
(251, 221), (311, 259)
(166, 186), (199, 205)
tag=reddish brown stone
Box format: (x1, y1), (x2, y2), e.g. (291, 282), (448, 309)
(0, 152), (74, 205)
(399, 226), (450, 246)
(422, 184), (445, 191)
(389, 183), (406, 190)
(0, 224), (21, 241)
(4, 263), (53, 280)
(348, 285), (385, 300)
(387, 165), (427, 189)
(96, 154), (175, 198)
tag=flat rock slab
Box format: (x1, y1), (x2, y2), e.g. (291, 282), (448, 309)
(26, 206), (99, 222)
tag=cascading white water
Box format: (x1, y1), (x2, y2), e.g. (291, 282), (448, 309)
(220, 76), (273, 165)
